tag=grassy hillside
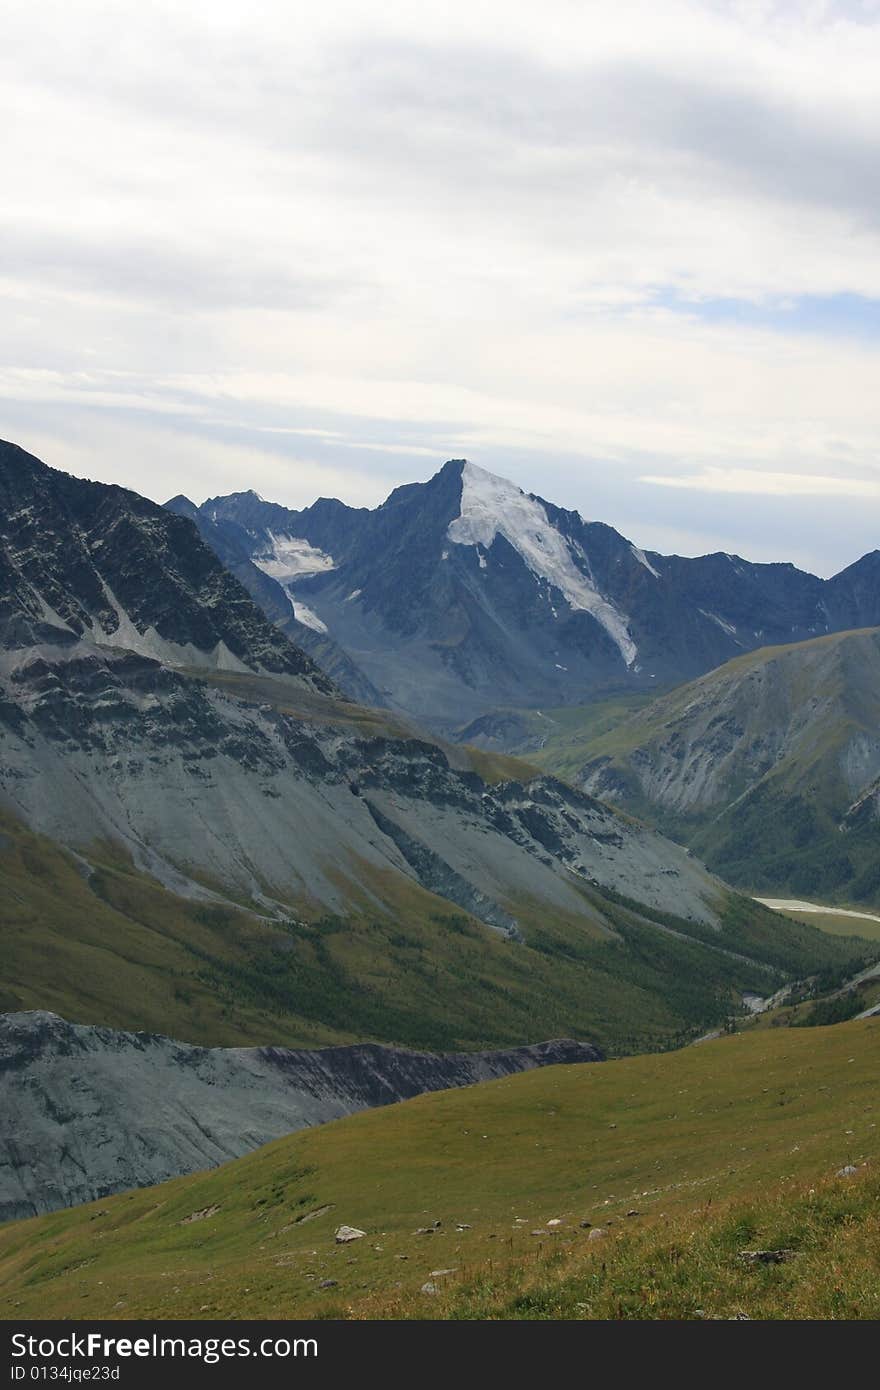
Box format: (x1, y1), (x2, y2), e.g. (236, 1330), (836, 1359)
(756, 895), (880, 939)
(6, 809), (866, 1056)
(1, 1019), (877, 1320)
(542, 629), (880, 908)
(457, 694), (657, 775)
(769, 904), (880, 943)
(525, 695), (662, 776)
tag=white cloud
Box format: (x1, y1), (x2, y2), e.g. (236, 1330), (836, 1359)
(9, 416), (395, 511)
(1, 2), (880, 570)
(640, 468), (880, 497)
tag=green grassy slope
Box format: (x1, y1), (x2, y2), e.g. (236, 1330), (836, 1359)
(537, 629), (880, 908)
(525, 695), (661, 777)
(457, 694), (657, 777)
(6, 809), (866, 1055)
(2, 1018), (877, 1320)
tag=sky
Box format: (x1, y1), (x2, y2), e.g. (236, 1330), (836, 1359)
(3, 0), (880, 577)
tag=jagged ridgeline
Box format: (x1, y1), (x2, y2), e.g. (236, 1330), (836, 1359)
(167, 459), (880, 733)
(0, 441), (866, 1054)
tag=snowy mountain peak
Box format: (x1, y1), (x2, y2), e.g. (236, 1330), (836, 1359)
(447, 462), (637, 667)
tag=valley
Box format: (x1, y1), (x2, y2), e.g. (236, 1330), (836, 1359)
(7, 803), (860, 1060)
(3, 1), (879, 1336)
(758, 899), (880, 940)
(3, 441), (863, 1066)
(2, 438), (879, 1329)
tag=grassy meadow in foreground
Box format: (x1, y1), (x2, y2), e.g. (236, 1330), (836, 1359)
(1, 1019), (877, 1320)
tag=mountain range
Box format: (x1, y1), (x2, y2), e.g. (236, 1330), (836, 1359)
(168, 458), (880, 733)
(4, 438), (854, 1063)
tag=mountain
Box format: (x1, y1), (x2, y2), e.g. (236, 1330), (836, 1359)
(171, 459), (880, 734)
(0, 441), (330, 687)
(2, 1017), (878, 1320)
(0, 1012), (599, 1221)
(574, 628), (880, 905)
(165, 491), (385, 706)
(1, 439), (861, 1054)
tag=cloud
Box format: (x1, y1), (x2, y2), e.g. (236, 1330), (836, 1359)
(5, 412), (395, 511)
(1, 2), (880, 573)
(640, 467), (880, 497)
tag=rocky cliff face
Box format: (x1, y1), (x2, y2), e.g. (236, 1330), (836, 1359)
(171, 459), (880, 732)
(0, 1012), (601, 1221)
(0, 638), (723, 928)
(0, 440), (332, 689)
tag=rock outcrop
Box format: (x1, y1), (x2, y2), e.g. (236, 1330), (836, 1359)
(0, 439), (331, 688)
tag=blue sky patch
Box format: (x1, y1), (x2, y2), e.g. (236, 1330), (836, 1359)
(649, 288), (880, 339)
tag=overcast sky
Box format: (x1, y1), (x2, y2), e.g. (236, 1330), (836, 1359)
(3, 1), (880, 576)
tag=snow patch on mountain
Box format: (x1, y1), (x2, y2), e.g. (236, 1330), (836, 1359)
(29, 587), (76, 638)
(292, 602), (328, 635)
(448, 463), (637, 667)
(631, 545), (660, 579)
(699, 608), (739, 639)
(88, 585), (252, 673)
(253, 533), (335, 585)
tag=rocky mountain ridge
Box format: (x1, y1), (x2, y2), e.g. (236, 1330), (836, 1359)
(0, 440), (332, 690)
(0, 440), (860, 1061)
(169, 458), (880, 731)
(0, 636), (722, 928)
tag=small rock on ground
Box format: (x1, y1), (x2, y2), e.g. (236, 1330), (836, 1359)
(335, 1225), (366, 1244)
(180, 1205), (221, 1226)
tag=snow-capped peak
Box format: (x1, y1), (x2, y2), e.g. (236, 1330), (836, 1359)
(447, 462), (637, 667)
